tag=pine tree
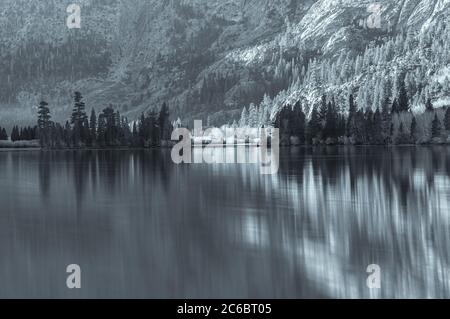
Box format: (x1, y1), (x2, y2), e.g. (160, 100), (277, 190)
(307, 106), (321, 143)
(10, 126), (17, 142)
(0, 127), (7, 140)
(132, 121), (138, 146)
(348, 94), (356, 117)
(444, 107), (450, 131)
(147, 109), (159, 146)
(346, 94), (357, 137)
(364, 109), (374, 144)
(318, 94), (328, 126)
(324, 100), (338, 140)
(71, 92), (87, 146)
(102, 106), (116, 146)
(97, 114), (107, 147)
(158, 102), (171, 142)
(89, 109), (97, 145)
(21, 127), (26, 140)
(247, 103), (258, 127)
(37, 101), (52, 147)
(292, 101), (306, 144)
(240, 107), (248, 127)
(396, 122), (410, 144)
(410, 116), (417, 143)
(398, 79), (409, 112)
(352, 110), (366, 144)
(381, 96), (392, 143)
(82, 117), (90, 145)
(64, 121), (72, 147)
(372, 108), (383, 144)
(431, 113), (442, 138)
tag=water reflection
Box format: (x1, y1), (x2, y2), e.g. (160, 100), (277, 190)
(0, 147), (449, 298)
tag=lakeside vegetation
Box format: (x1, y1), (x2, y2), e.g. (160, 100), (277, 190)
(1, 92), (173, 149)
(1, 80), (450, 150)
(271, 79), (450, 146)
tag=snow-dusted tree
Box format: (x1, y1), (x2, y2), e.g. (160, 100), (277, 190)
(259, 94), (272, 127)
(239, 107), (248, 127)
(398, 79), (409, 112)
(247, 103), (258, 127)
(318, 94), (328, 126)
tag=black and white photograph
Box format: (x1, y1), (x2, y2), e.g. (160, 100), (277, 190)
(1, 0), (450, 306)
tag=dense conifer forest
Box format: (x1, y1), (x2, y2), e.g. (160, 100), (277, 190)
(22, 92), (174, 149)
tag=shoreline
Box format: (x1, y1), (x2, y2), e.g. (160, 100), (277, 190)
(1, 144), (450, 152)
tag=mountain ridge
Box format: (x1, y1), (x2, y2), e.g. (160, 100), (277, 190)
(0, 0), (449, 128)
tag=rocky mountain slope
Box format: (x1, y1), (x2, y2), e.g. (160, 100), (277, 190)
(0, 0), (449, 127)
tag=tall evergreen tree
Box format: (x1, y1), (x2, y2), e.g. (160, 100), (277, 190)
(352, 110), (366, 144)
(398, 79), (409, 112)
(240, 107), (248, 127)
(364, 109), (374, 144)
(70, 91), (87, 145)
(64, 121), (72, 147)
(431, 113), (442, 138)
(444, 107), (450, 131)
(138, 113), (147, 146)
(410, 116), (417, 143)
(381, 96), (392, 142)
(307, 106), (321, 143)
(324, 100), (338, 139)
(102, 106), (116, 146)
(37, 101), (52, 147)
(89, 108), (97, 145)
(158, 102), (171, 142)
(132, 121), (138, 146)
(396, 122), (410, 144)
(82, 117), (90, 145)
(348, 94), (356, 117)
(10, 126), (17, 142)
(149, 109), (160, 146)
(372, 108), (383, 144)
(292, 101), (306, 144)
(318, 94), (328, 126)
(0, 127), (7, 140)
(97, 114), (107, 147)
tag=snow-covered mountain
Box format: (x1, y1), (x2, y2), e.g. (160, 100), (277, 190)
(261, 0), (450, 119)
(1, 0), (449, 127)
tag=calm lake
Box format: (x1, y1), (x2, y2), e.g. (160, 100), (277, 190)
(0, 147), (449, 298)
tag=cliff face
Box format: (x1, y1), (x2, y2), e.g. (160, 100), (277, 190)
(0, 0), (449, 126)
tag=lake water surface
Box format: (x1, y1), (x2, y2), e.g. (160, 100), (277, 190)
(0, 147), (449, 298)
